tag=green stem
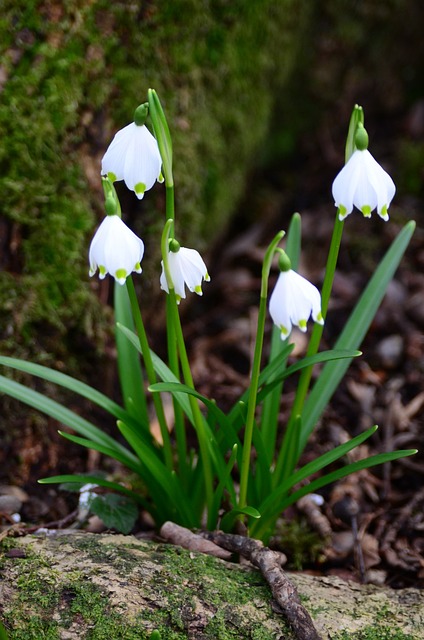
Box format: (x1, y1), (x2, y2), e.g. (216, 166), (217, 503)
(273, 213), (344, 484)
(168, 291), (214, 519)
(238, 293), (268, 510)
(238, 230), (285, 510)
(126, 277), (173, 471)
(163, 189), (189, 482)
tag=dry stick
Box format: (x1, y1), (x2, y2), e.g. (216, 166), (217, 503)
(205, 531), (322, 640)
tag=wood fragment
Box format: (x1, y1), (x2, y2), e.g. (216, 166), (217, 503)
(205, 531), (322, 640)
(160, 521), (232, 560)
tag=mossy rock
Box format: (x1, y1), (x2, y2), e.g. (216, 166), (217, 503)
(0, 532), (423, 639)
(0, 0), (311, 356)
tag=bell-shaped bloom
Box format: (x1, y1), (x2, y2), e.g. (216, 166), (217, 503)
(101, 123), (163, 199)
(160, 246), (210, 303)
(269, 269), (324, 338)
(89, 215), (144, 285)
(332, 149), (396, 221)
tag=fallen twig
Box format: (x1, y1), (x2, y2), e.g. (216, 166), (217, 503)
(160, 521), (232, 560)
(205, 531), (322, 640)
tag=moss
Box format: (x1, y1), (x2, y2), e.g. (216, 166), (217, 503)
(1, 534), (293, 639)
(0, 0), (309, 364)
(333, 627), (415, 640)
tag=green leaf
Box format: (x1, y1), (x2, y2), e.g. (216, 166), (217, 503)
(209, 444), (238, 530)
(39, 474), (146, 505)
(257, 426), (379, 523)
(149, 381), (242, 453)
(114, 283), (149, 426)
(220, 505), (261, 532)
(58, 430), (143, 475)
(0, 620), (9, 640)
(0, 374), (131, 458)
(277, 449), (417, 513)
(0, 356), (143, 431)
(300, 221), (416, 454)
(90, 494), (139, 534)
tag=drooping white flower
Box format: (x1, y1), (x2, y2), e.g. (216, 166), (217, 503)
(101, 122), (163, 199)
(332, 148), (396, 222)
(269, 269), (324, 338)
(89, 215), (144, 285)
(160, 245), (210, 303)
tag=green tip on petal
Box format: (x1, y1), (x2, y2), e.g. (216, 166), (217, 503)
(135, 182), (146, 196)
(361, 205), (372, 218)
(175, 295), (182, 305)
(99, 265), (107, 277)
(115, 268), (127, 283)
(194, 285), (203, 295)
(298, 319), (307, 330)
(280, 325), (289, 338)
(205, 272), (210, 282)
(158, 171), (164, 183)
(338, 204), (347, 220)
(107, 171), (117, 183)
(134, 262), (142, 273)
(316, 311), (324, 324)
(134, 103), (149, 126)
(380, 205), (389, 221)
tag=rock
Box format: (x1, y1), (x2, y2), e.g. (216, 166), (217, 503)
(1, 532), (423, 639)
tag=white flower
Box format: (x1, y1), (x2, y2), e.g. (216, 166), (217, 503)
(332, 149), (396, 221)
(160, 246), (210, 303)
(101, 122), (163, 199)
(269, 269), (324, 338)
(89, 215), (144, 285)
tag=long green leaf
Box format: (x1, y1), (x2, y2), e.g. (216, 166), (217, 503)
(38, 474), (146, 504)
(118, 420), (197, 526)
(117, 324), (194, 422)
(260, 449), (417, 537)
(0, 374), (130, 457)
(114, 283), (149, 425)
(257, 426), (378, 520)
(300, 220), (415, 453)
(253, 445), (416, 539)
(58, 431), (142, 474)
(0, 355), (143, 430)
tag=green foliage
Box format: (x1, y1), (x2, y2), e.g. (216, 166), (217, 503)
(90, 494), (139, 534)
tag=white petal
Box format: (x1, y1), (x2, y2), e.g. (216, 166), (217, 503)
(167, 251), (187, 299)
(88, 215), (144, 284)
(101, 122), (134, 180)
(101, 123), (163, 199)
(332, 150), (363, 216)
(161, 246), (209, 300)
(269, 270), (323, 337)
(269, 273), (293, 337)
(123, 125), (162, 198)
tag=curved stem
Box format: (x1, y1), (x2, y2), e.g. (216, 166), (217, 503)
(238, 231), (285, 510)
(273, 213), (344, 484)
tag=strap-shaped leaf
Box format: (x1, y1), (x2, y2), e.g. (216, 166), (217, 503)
(300, 221), (415, 453)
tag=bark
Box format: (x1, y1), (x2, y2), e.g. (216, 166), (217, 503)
(0, 532), (423, 640)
